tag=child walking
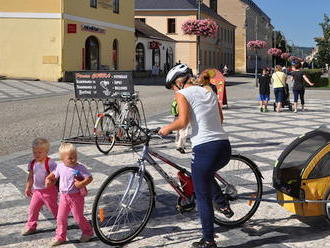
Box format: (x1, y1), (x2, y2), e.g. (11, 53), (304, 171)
(46, 143), (93, 246)
(258, 68), (271, 112)
(23, 138), (58, 236)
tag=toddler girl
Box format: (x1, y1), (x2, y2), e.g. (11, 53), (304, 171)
(46, 143), (93, 246)
(23, 138), (58, 236)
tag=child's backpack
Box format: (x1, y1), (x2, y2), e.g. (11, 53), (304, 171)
(30, 157), (59, 190)
(171, 99), (179, 116)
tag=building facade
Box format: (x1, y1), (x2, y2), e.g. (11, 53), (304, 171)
(0, 0), (135, 81)
(135, 20), (176, 75)
(204, 0), (273, 73)
(135, 0), (235, 74)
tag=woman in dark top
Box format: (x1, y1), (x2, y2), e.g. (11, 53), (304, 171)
(291, 63), (314, 112)
(258, 68), (271, 112)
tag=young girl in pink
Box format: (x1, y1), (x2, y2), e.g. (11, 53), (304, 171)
(46, 143), (93, 246)
(23, 138), (58, 236)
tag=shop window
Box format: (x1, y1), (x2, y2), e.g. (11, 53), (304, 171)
(204, 51), (207, 65)
(113, 39), (119, 70)
(85, 36), (100, 70)
(152, 48), (161, 67)
(113, 0), (119, 13)
(208, 51), (212, 65)
(135, 43), (145, 71)
(213, 51), (216, 66)
(166, 47), (174, 71)
(90, 0), (97, 8)
(167, 18), (176, 34)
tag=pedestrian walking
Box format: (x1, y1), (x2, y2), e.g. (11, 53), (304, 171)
(258, 68), (271, 112)
(46, 143), (93, 246)
(159, 64), (232, 248)
(271, 65), (287, 112)
(22, 138), (58, 236)
(290, 63), (314, 112)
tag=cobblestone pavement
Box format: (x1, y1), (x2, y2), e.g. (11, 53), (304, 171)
(1, 99), (330, 248)
(0, 80), (73, 102)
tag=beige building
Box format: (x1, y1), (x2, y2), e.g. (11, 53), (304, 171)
(203, 0), (273, 73)
(135, 0), (235, 74)
(0, 0), (135, 81)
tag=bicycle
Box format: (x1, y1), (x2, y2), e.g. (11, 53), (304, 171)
(94, 92), (141, 154)
(92, 123), (263, 246)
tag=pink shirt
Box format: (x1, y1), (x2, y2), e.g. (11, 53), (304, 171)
(54, 162), (91, 194)
(28, 159), (57, 190)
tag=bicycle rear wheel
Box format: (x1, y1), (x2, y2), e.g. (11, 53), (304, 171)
(125, 105), (141, 141)
(92, 167), (155, 246)
(95, 115), (116, 154)
(214, 154), (263, 227)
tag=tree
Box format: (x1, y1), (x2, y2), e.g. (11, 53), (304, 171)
(314, 14), (330, 68)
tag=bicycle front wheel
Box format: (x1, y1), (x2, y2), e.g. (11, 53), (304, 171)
(95, 115), (116, 154)
(92, 167), (155, 246)
(214, 155), (263, 227)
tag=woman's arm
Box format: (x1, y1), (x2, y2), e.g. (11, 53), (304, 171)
(159, 93), (189, 136)
(303, 75), (314, 86)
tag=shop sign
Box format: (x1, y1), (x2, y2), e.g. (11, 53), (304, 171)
(67, 24), (77, 33)
(74, 71), (134, 99)
(81, 24), (106, 34)
(149, 41), (161, 49)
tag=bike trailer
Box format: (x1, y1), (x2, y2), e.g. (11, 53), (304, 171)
(273, 125), (330, 216)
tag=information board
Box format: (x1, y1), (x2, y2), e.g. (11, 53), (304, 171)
(74, 71), (134, 99)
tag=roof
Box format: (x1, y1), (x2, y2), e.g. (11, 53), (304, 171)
(135, 0), (197, 10)
(241, 0), (271, 22)
(135, 0), (235, 27)
(135, 20), (176, 42)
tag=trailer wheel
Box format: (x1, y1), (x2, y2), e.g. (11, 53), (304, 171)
(322, 187), (330, 221)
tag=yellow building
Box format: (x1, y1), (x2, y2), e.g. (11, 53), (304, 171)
(135, 0), (235, 74)
(0, 0), (135, 81)
(204, 0), (274, 73)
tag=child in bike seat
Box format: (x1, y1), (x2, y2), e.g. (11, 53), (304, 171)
(22, 138), (58, 236)
(46, 143), (93, 246)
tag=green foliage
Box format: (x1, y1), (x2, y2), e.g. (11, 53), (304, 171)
(302, 69), (323, 86)
(314, 14), (330, 68)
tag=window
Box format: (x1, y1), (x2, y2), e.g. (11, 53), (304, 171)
(113, 0), (119, 13)
(213, 51), (216, 66)
(167, 18), (176, 34)
(135, 18), (145, 23)
(210, 0), (217, 12)
(204, 51), (207, 65)
(208, 51), (212, 65)
(112, 39), (119, 70)
(135, 43), (145, 71)
(90, 0), (97, 8)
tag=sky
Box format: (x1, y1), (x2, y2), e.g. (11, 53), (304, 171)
(252, 0), (330, 48)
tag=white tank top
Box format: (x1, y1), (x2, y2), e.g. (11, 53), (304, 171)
(178, 86), (228, 148)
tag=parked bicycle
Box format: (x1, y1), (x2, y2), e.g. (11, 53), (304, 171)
(94, 92), (141, 154)
(92, 122), (263, 246)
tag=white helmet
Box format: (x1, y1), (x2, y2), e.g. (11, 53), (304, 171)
(165, 64), (192, 89)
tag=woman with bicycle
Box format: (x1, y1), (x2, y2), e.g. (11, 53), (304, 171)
(159, 64), (232, 248)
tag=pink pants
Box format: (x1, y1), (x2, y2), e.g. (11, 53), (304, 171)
(56, 192), (93, 241)
(26, 186), (58, 230)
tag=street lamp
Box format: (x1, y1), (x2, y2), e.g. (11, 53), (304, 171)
(197, 0), (202, 73)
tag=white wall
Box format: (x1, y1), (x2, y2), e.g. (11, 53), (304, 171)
(135, 37), (175, 71)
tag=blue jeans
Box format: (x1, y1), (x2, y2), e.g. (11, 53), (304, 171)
(191, 140), (231, 242)
(274, 87), (284, 103)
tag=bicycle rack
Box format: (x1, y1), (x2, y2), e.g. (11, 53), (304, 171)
(62, 97), (148, 146)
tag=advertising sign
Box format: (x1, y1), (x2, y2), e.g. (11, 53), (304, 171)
(74, 71), (134, 99)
